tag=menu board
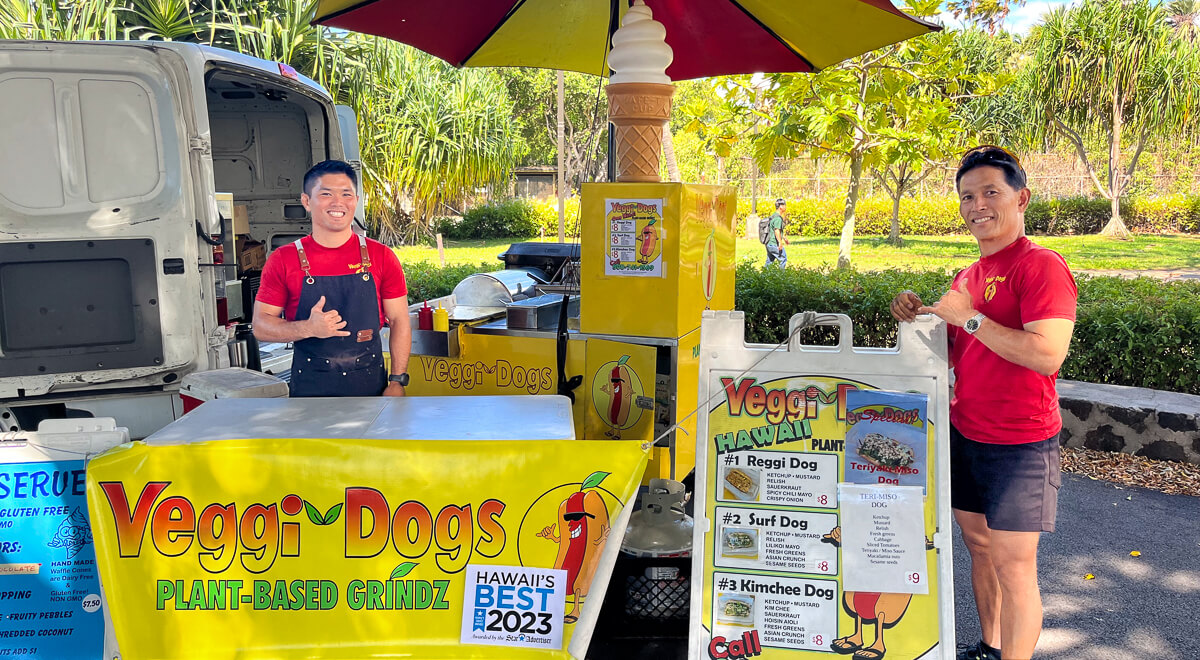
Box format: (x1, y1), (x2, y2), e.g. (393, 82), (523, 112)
(690, 311), (952, 660)
(604, 198), (665, 277)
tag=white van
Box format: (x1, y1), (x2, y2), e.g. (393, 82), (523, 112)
(0, 41), (362, 437)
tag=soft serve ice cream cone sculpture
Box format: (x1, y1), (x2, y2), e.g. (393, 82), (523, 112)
(606, 0), (674, 182)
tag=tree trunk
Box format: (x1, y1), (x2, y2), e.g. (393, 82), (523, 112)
(838, 66), (870, 270)
(838, 152), (864, 269)
(888, 188), (903, 246)
(1101, 88), (1131, 238)
(662, 125), (681, 182)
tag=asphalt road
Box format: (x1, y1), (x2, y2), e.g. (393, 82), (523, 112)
(953, 473), (1200, 660)
(590, 473), (1200, 659)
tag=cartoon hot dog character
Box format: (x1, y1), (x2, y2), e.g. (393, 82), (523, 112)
(599, 355), (634, 438)
(637, 218), (658, 263)
(822, 526), (922, 660)
(537, 472), (612, 623)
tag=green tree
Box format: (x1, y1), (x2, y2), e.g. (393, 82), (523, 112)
(124, 0), (202, 41)
(1167, 0), (1200, 40)
(0, 0), (123, 40)
(675, 76), (762, 186)
(1025, 0), (1200, 237)
(498, 68), (608, 188)
(750, 0), (1005, 265)
(945, 0), (1026, 35)
(349, 41), (522, 240)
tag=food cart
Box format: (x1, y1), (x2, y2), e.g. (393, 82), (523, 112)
(12, 2), (949, 658)
(404, 182), (737, 482)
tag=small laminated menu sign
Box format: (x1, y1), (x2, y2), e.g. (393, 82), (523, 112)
(604, 198), (664, 277)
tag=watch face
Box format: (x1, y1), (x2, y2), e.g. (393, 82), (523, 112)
(965, 318), (980, 333)
(391, 373), (409, 386)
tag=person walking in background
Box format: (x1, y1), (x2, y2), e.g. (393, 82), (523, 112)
(763, 198), (789, 268)
(891, 146), (1077, 660)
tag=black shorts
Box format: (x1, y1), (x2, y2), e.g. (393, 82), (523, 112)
(950, 425), (1061, 532)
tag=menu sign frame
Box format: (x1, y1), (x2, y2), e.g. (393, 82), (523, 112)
(689, 312), (954, 660)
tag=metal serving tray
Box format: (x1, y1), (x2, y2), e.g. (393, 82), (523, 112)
(505, 293), (580, 329)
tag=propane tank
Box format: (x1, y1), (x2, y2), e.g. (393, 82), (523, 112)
(621, 478), (693, 619)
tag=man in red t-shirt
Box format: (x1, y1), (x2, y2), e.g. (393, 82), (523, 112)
(252, 160), (411, 398)
(891, 146), (1076, 660)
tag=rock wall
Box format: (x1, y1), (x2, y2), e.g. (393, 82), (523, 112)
(1057, 380), (1200, 465)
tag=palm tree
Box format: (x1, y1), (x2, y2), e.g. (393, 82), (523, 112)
(1167, 0), (1200, 40)
(1025, 0), (1200, 237)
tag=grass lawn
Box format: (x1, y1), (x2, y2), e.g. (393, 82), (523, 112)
(394, 234), (1200, 272)
(735, 234), (1200, 272)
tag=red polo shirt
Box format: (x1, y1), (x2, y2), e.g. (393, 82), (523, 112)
(948, 236), (1077, 444)
(256, 235), (407, 326)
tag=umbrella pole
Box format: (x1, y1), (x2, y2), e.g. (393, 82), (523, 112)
(605, 0), (620, 182)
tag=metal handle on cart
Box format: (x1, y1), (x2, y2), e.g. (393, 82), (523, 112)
(787, 312), (853, 353)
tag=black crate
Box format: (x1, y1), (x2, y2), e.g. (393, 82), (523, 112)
(595, 553), (692, 640)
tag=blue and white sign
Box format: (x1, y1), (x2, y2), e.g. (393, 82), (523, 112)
(0, 460), (103, 659)
(460, 564), (567, 650)
(844, 389), (929, 491)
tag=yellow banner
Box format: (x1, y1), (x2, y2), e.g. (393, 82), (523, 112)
(87, 438), (648, 659)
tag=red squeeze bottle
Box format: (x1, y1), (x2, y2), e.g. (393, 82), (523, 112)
(418, 301), (433, 330)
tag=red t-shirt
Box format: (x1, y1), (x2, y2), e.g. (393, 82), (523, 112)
(948, 236), (1077, 445)
(256, 235), (407, 326)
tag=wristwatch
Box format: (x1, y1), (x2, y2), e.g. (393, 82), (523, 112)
(388, 373), (410, 386)
(963, 313), (986, 334)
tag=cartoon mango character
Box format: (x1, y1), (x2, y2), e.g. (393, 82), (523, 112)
(536, 472), (612, 623)
(600, 355), (634, 437)
(701, 230), (717, 301)
(637, 218), (658, 263)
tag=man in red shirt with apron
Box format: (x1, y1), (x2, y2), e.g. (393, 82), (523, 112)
(253, 161), (411, 397)
(891, 147), (1076, 660)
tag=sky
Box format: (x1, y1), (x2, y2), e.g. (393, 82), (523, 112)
(1005, 1), (1073, 32)
(938, 1), (1074, 34)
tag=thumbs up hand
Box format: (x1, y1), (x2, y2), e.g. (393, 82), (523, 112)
(306, 295), (350, 338)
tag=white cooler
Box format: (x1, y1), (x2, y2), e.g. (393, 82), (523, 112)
(178, 367), (288, 413)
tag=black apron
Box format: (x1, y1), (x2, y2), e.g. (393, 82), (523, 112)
(288, 235), (386, 397)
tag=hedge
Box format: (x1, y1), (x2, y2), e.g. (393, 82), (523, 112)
(733, 263), (1200, 395)
(401, 261), (500, 302)
(404, 261), (1200, 394)
(433, 197), (582, 240)
(432, 193), (1200, 241)
(735, 194), (1200, 236)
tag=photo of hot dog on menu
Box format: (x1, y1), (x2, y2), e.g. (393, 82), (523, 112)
(844, 390), (929, 490)
(722, 466), (760, 501)
(716, 593), (756, 627)
(720, 527), (759, 559)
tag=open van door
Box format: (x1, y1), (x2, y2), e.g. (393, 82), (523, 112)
(0, 43), (208, 411)
(335, 104), (366, 229)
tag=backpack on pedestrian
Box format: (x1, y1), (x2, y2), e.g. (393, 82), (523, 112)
(758, 215), (772, 244)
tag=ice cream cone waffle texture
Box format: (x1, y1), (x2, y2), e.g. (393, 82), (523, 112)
(606, 82), (674, 182)
(605, 0), (674, 182)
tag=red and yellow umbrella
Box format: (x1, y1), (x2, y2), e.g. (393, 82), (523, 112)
(313, 0), (939, 80)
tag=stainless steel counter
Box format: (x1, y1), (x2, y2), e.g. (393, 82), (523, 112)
(144, 395), (575, 444)
(465, 319), (683, 347)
